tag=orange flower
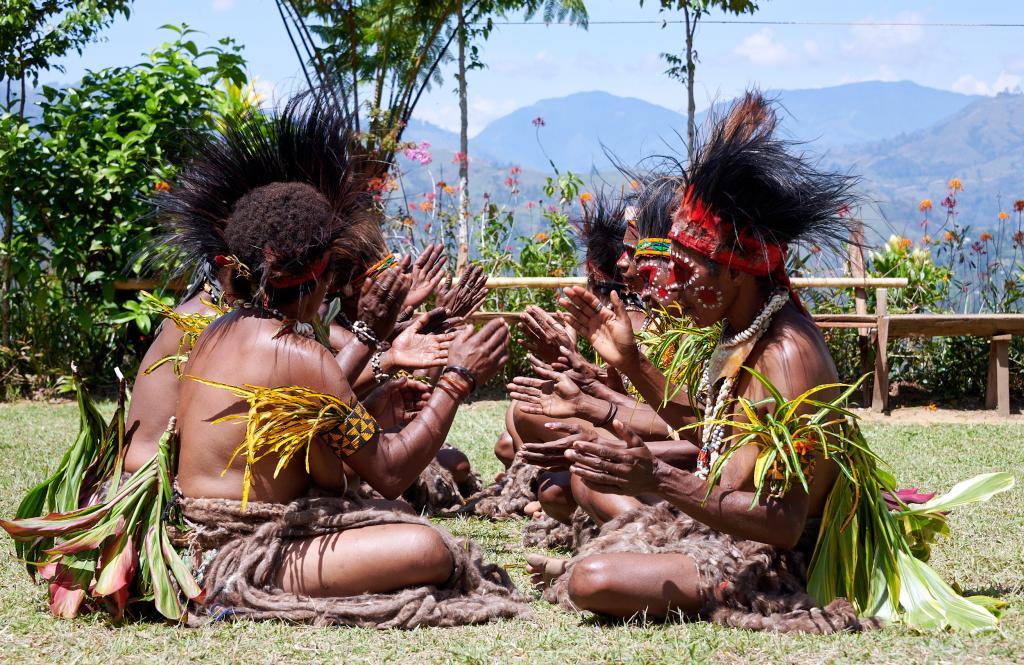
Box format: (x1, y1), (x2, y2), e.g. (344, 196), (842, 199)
(400, 217), (414, 227)
(436, 180), (447, 189)
(998, 211), (1010, 221)
(418, 201), (433, 212)
(948, 178), (963, 191)
(899, 237), (912, 250)
(580, 192), (593, 203)
(443, 185), (455, 195)
(980, 232), (993, 242)
(154, 181), (171, 192)
(944, 231), (954, 242)
(792, 438), (814, 456)
(927, 402), (938, 411)
(629, 180), (641, 190)
(922, 234), (932, 244)
(534, 232), (549, 242)
(918, 199), (933, 212)
(549, 267), (564, 277)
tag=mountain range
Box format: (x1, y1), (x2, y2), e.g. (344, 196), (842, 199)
(403, 81), (1022, 238)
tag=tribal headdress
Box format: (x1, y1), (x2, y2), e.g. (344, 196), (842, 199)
(631, 175), (685, 301)
(669, 91), (857, 309)
(575, 190), (628, 297)
(153, 90), (372, 301)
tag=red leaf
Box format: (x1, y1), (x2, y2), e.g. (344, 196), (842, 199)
(47, 562), (92, 618)
(1, 505), (107, 540)
(44, 515), (125, 556)
(94, 525), (136, 598)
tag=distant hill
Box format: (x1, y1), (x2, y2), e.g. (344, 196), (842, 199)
(824, 92), (1024, 236)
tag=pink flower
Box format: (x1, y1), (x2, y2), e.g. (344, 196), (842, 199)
(526, 201), (536, 210)
(403, 141), (432, 166)
(504, 176), (515, 188)
(510, 166), (522, 175)
(425, 191), (436, 202)
(452, 151), (468, 165)
(532, 116), (545, 128)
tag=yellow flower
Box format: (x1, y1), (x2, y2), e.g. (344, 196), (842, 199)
(998, 211), (1010, 221)
(534, 232), (549, 242)
(948, 178), (963, 191)
(918, 199), (933, 212)
(927, 402), (938, 411)
(549, 267), (564, 277)
(400, 217), (414, 227)
(580, 192), (593, 203)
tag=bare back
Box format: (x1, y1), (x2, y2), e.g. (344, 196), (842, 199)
(175, 311), (352, 503)
(124, 295), (223, 473)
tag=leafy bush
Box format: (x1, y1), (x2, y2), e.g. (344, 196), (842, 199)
(0, 26), (248, 397)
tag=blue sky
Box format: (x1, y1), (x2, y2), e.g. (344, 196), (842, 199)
(52, 1), (1024, 134)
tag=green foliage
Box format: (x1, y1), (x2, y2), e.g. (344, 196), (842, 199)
(869, 235), (952, 313)
(0, 26), (249, 397)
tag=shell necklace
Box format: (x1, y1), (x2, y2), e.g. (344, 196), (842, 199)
(694, 289), (789, 480)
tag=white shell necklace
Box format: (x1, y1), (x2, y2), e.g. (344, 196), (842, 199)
(694, 289), (790, 480)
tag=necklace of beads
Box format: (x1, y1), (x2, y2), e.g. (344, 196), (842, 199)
(693, 289), (790, 480)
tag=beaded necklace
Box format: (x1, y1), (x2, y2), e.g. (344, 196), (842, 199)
(694, 289), (789, 479)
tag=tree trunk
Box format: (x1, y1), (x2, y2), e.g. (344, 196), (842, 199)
(455, 3), (470, 274)
(684, 5), (696, 159)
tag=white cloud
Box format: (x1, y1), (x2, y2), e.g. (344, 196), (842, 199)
(414, 96), (518, 135)
(733, 29), (794, 67)
(212, 0), (235, 11)
(841, 11), (927, 65)
(951, 71), (1023, 96)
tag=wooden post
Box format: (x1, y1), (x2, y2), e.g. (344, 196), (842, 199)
(985, 334), (1012, 417)
(871, 288), (890, 413)
(849, 221), (871, 404)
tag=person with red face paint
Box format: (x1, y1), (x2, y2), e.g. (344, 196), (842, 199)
(524, 93), (880, 635)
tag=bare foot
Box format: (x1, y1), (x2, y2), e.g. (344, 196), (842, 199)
(523, 500), (542, 517)
(526, 553), (568, 590)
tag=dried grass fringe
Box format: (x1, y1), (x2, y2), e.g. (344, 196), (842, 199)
(546, 503), (881, 634)
(177, 494), (532, 629)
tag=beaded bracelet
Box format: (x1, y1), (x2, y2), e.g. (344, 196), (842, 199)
(350, 320), (390, 352)
(371, 351), (390, 384)
(442, 365), (477, 393)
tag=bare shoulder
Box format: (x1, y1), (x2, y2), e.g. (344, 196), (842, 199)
(743, 303), (838, 401)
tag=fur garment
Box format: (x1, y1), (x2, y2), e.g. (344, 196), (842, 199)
(546, 503), (880, 634)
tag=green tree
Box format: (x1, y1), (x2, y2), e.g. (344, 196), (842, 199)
(1, 26), (247, 394)
(1, 1), (134, 343)
(641, 0), (760, 157)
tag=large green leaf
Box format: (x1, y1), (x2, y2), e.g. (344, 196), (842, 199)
(899, 472), (1015, 516)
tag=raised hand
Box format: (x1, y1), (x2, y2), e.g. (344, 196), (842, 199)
(558, 287), (639, 369)
(520, 422), (596, 471)
(362, 377), (431, 429)
(445, 318), (511, 388)
(565, 419), (660, 496)
(552, 344), (610, 396)
(357, 257), (412, 341)
(436, 263), (488, 318)
(507, 359), (583, 419)
(517, 305), (574, 364)
(403, 243), (448, 310)
(388, 311), (457, 370)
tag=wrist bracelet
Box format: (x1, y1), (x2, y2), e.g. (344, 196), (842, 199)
(436, 374), (470, 401)
(371, 351), (390, 384)
(594, 401), (617, 428)
(351, 319), (391, 352)
(442, 365), (477, 393)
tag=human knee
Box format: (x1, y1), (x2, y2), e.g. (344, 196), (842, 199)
(405, 526), (453, 584)
(494, 431), (515, 468)
(567, 556), (617, 609)
(436, 447), (472, 483)
(537, 472), (571, 508)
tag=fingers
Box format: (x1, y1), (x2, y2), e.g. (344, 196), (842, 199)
(542, 421), (582, 435)
(611, 419), (646, 448)
(564, 449), (631, 476)
(569, 464), (626, 489)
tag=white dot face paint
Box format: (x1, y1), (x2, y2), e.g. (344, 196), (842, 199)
(693, 285), (724, 310)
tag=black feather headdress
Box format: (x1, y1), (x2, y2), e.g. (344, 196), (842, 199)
(153, 90), (372, 300)
(672, 91), (858, 274)
(575, 190), (627, 287)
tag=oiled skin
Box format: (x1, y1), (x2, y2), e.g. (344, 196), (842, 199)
(123, 294), (223, 473)
(538, 254), (841, 618)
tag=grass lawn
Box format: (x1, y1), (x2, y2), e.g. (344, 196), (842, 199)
(1, 398), (1022, 664)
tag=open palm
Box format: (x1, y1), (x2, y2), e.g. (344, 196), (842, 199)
(558, 287), (638, 369)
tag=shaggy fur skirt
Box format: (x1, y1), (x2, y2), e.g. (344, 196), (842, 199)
(546, 503), (880, 634)
(174, 494), (531, 629)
